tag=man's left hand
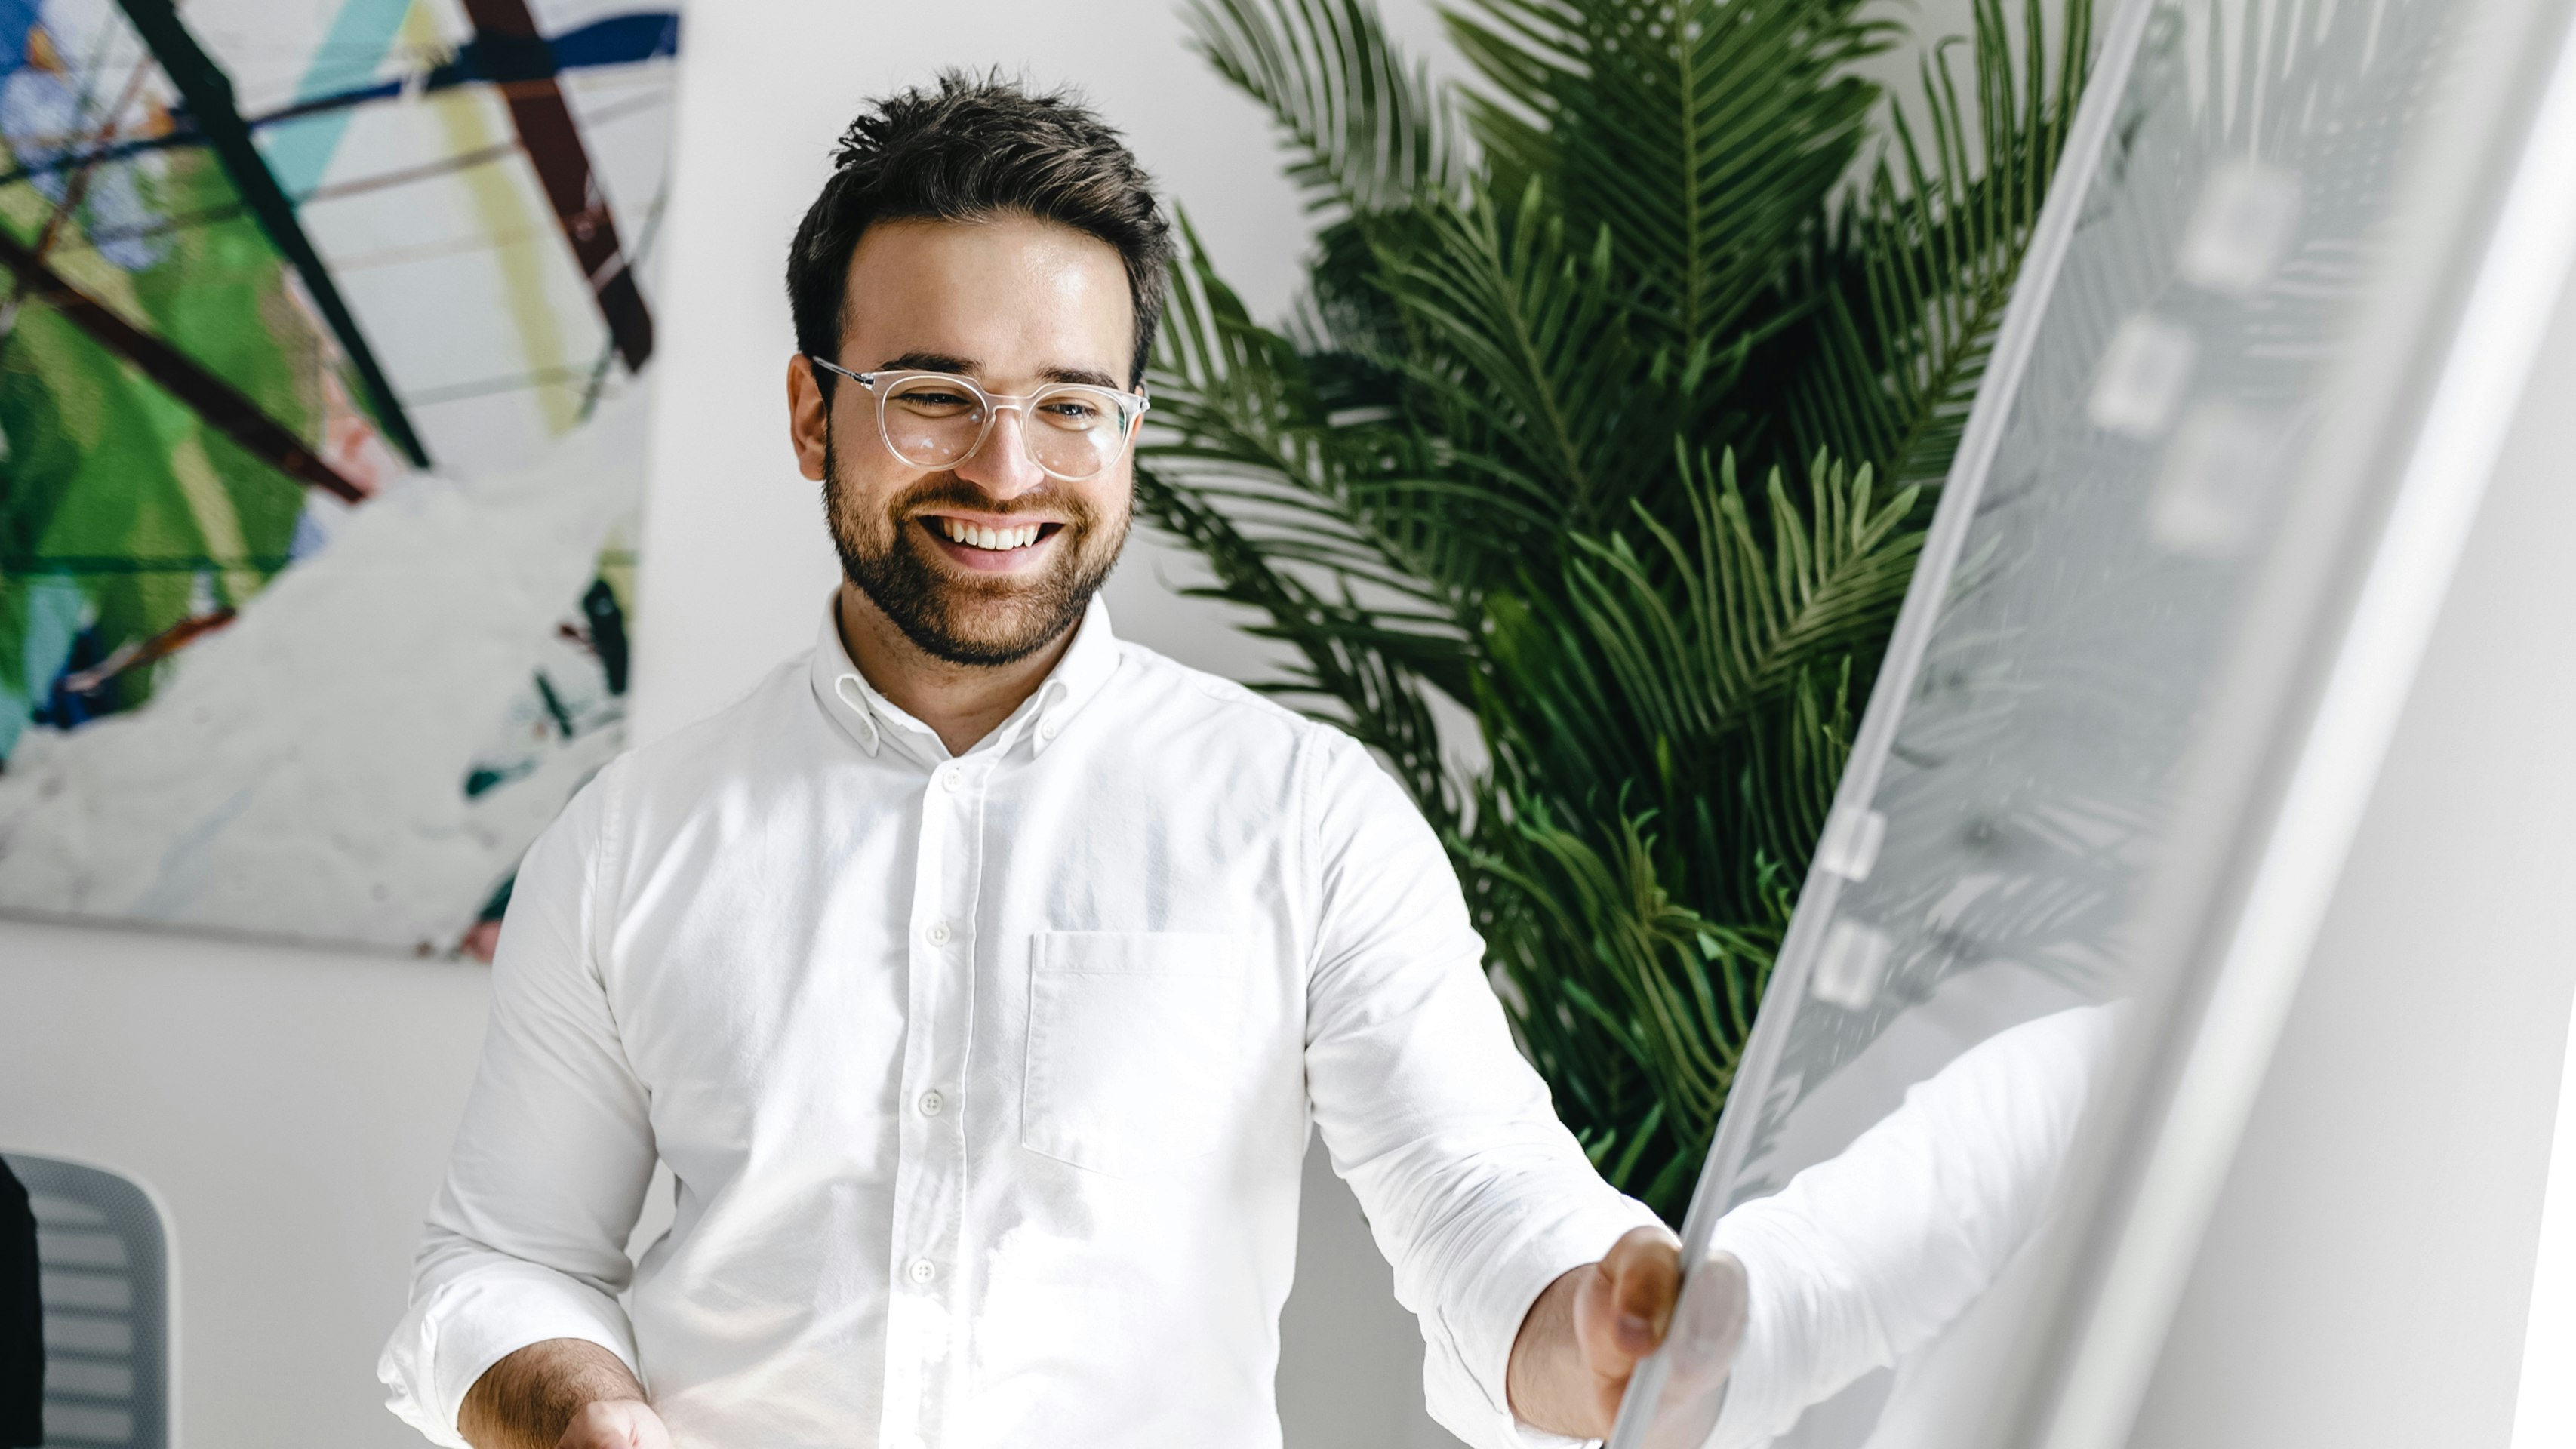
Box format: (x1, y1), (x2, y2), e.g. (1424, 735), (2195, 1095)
(1504, 1225), (1689, 1438)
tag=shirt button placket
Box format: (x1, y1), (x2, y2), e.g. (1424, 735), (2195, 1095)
(894, 755), (978, 1449)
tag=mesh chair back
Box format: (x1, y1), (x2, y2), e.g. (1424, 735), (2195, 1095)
(0, 1157), (169, 1449)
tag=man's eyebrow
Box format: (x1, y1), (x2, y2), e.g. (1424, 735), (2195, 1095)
(1039, 365), (1121, 389)
(874, 355), (1122, 390)
(876, 351), (978, 374)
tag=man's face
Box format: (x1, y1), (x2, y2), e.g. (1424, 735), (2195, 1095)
(789, 214), (1138, 666)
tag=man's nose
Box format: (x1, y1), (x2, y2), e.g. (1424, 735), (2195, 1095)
(956, 406), (1049, 500)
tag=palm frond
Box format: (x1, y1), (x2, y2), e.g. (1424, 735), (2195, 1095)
(1463, 451), (1915, 1208)
(1190, 0), (1469, 363)
(1447, 0), (1891, 355)
(1480, 450), (1918, 907)
(1486, 803), (1756, 1166)
(1374, 180), (1654, 527)
(1190, 0), (1463, 219)
(1139, 217), (1476, 818)
(1783, 0), (2093, 488)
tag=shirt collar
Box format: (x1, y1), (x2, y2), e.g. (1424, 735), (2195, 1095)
(807, 592), (1123, 762)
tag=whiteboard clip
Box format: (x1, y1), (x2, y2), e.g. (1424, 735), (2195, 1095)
(1815, 806), (1887, 881)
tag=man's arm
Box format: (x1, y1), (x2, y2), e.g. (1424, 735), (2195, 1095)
(460, 1339), (667, 1449)
(1698, 1004), (2119, 1447)
(378, 771), (661, 1448)
(1498, 1003), (2113, 1441)
(1296, 732), (1667, 1447)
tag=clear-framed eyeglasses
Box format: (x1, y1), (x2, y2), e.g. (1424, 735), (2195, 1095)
(806, 358), (1150, 482)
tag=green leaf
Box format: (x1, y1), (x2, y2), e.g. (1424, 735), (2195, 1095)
(1446, 0), (1892, 354)
(1782, 0), (2094, 488)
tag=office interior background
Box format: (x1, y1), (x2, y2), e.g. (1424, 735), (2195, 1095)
(2, 0), (2575, 1446)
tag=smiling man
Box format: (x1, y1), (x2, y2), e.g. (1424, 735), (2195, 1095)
(380, 75), (1686, 1449)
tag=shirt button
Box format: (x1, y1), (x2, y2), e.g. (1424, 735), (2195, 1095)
(1038, 718), (1060, 741)
(924, 921), (950, 946)
(908, 1257), (937, 1284)
(939, 765), (964, 791)
(918, 1089), (946, 1117)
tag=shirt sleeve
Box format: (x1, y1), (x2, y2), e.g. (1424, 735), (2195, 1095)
(1703, 1002), (2123, 1448)
(1297, 731), (1663, 1449)
(377, 764), (659, 1447)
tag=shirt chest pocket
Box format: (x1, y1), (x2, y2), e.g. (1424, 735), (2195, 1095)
(1021, 931), (1250, 1177)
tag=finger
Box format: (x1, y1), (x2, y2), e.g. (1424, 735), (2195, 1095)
(559, 1401), (661, 1449)
(559, 1412), (617, 1449)
(609, 1403), (661, 1449)
(1570, 1232), (1673, 1371)
(1604, 1226), (1682, 1355)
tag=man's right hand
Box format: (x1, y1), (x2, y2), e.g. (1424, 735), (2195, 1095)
(460, 1337), (669, 1449)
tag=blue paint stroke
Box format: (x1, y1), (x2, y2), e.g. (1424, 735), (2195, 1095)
(0, 0), (35, 80)
(0, 574), (90, 760)
(258, 0), (417, 198)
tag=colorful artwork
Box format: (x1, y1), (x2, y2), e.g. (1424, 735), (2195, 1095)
(0, 0), (677, 955)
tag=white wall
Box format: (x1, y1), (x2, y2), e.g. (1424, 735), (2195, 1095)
(0, 923), (490, 1447)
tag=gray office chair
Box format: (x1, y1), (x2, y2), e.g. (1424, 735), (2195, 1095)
(0, 1155), (168, 1449)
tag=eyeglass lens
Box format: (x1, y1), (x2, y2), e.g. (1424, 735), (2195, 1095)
(880, 375), (1128, 479)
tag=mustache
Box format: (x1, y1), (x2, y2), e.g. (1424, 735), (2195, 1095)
(890, 477), (1094, 526)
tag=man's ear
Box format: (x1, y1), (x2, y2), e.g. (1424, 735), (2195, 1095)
(788, 355), (831, 483)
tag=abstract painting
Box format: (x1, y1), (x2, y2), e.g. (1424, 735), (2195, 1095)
(0, 0), (677, 955)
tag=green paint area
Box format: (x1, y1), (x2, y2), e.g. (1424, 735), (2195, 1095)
(0, 131), (349, 758)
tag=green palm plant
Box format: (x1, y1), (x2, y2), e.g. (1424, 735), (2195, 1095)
(1137, 0), (2094, 1217)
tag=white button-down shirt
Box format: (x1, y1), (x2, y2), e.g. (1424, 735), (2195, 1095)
(380, 597), (1655, 1449)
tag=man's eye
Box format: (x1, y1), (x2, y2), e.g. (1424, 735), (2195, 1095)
(899, 391), (976, 410)
(1040, 399), (1105, 424)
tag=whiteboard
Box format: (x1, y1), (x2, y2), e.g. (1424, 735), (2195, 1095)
(1611, 0), (2576, 1444)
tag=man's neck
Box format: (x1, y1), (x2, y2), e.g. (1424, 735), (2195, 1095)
(834, 583), (1076, 758)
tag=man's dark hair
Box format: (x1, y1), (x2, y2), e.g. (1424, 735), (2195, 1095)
(787, 72), (1174, 389)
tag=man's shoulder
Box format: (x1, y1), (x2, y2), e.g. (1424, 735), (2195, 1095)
(1106, 638), (1330, 752)
(1095, 642), (1420, 827)
(600, 654), (817, 802)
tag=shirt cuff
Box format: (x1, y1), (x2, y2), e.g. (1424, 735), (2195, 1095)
(1423, 1194), (1667, 1449)
(378, 1259), (641, 1447)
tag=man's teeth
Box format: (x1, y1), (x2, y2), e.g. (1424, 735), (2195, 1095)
(939, 519), (1043, 551)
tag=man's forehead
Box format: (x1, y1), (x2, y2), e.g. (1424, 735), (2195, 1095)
(840, 214), (1131, 371)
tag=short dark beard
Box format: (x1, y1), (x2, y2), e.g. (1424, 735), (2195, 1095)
(823, 432), (1130, 667)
